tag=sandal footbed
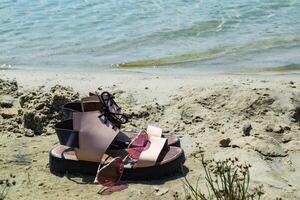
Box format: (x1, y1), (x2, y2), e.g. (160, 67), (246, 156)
(49, 145), (185, 180)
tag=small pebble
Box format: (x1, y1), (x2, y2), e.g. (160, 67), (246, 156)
(282, 135), (292, 143)
(243, 123), (252, 136)
(24, 129), (34, 137)
(154, 186), (169, 196)
(38, 182), (44, 186)
(274, 125), (284, 134)
(265, 124), (274, 132)
(219, 138), (231, 147)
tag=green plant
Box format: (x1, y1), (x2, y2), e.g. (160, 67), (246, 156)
(183, 155), (264, 200)
(0, 174), (16, 200)
(0, 180), (11, 200)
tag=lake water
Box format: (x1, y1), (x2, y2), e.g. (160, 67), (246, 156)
(1, 0), (300, 74)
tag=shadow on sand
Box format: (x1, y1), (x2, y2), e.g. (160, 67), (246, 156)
(52, 164), (189, 185)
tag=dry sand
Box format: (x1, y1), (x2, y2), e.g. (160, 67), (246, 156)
(0, 70), (300, 199)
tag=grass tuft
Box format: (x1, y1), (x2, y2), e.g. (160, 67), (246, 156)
(183, 154), (264, 200)
(0, 174), (16, 200)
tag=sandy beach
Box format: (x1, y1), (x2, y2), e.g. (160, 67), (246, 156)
(0, 70), (299, 199)
(1, 0), (300, 199)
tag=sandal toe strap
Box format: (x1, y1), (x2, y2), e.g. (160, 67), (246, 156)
(135, 137), (167, 168)
(147, 125), (162, 138)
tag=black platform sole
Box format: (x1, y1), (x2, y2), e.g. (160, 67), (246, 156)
(49, 151), (185, 180)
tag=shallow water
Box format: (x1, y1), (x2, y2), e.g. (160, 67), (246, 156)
(1, 0), (300, 74)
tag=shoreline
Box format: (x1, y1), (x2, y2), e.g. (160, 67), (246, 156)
(1, 71), (300, 199)
(1, 68), (300, 93)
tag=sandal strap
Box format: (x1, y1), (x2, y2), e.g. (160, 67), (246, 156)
(147, 125), (162, 137)
(81, 93), (118, 113)
(81, 96), (102, 112)
(135, 136), (167, 167)
(81, 92), (128, 127)
(73, 111), (119, 162)
(55, 119), (79, 148)
(55, 123), (164, 149)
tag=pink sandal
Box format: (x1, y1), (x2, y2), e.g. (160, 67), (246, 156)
(50, 111), (185, 180)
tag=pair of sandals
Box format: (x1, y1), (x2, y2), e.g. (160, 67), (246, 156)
(49, 92), (185, 187)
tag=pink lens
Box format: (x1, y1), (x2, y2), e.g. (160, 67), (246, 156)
(128, 130), (150, 160)
(130, 130), (148, 147)
(97, 158), (124, 187)
(127, 147), (144, 160)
